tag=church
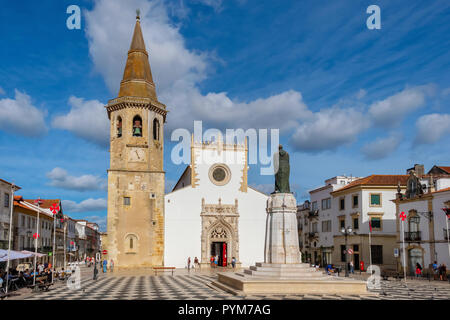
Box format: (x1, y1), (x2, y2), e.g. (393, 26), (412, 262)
(105, 15), (267, 269)
(164, 136), (268, 268)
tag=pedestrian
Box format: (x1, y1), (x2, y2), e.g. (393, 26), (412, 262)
(110, 259), (114, 272)
(210, 256), (214, 268)
(93, 263), (98, 280)
(432, 261), (439, 280)
(38, 263), (44, 274)
(194, 257), (199, 270)
(415, 263), (422, 278)
(350, 261), (354, 274)
(187, 257), (191, 271)
(231, 257), (236, 269)
(439, 263), (447, 281)
(214, 255), (218, 268)
(102, 259), (107, 273)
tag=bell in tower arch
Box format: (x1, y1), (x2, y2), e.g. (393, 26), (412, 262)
(133, 115), (142, 137)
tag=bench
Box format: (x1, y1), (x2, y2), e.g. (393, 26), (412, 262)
(381, 269), (403, 280)
(28, 282), (53, 292)
(152, 267), (175, 276)
(0, 292), (12, 300)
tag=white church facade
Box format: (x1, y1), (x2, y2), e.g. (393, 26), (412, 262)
(164, 136), (268, 268)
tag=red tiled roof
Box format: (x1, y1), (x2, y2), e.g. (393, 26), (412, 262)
(437, 166), (450, 174)
(331, 175), (409, 194)
(23, 199), (61, 209)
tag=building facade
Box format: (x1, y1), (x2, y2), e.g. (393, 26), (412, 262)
(301, 176), (361, 266)
(395, 164), (450, 274)
(105, 15), (168, 268)
(164, 136), (268, 268)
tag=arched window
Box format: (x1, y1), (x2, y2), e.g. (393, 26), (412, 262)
(153, 118), (160, 140)
(132, 115), (142, 137)
(117, 116), (122, 138)
(125, 234), (138, 253)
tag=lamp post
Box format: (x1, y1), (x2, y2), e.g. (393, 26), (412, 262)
(340, 226), (353, 277)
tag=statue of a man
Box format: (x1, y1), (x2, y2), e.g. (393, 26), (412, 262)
(274, 145), (290, 193)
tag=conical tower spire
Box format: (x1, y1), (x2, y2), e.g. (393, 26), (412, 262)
(118, 14), (157, 99)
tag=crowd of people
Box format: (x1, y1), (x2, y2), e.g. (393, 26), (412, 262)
(0, 262), (72, 293)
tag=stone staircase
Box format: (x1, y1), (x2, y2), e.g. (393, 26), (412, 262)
(236, 263), (340, 280)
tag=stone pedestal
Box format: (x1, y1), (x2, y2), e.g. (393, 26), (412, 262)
(212, 192), (371, 296)
(264, 193), (301, 264)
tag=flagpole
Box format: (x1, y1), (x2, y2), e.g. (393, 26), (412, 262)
(52, 213), (55, 283)
(446, 214), (450, 261)
(369, 222), (372, 268)
(5, 184), (15, 295)
(401, 217), (407, 283)
(33, 198), (41, 286)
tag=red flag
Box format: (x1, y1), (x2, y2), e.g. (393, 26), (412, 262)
(369, 220), (372, 233)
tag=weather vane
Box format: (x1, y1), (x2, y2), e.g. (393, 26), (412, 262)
(136, 9), (140, 19)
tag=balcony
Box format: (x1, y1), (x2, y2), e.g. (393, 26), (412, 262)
(308, 210), (319, 219)
(308, 232), (318, 239)
(404, 231), (421, 241)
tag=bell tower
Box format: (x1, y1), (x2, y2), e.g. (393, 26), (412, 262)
(105, 13), (167, 268)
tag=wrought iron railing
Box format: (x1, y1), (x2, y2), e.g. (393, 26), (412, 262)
(308, 210), (319, 218)
(404, 231), (421, 241)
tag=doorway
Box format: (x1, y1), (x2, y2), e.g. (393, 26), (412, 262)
(211, 242), (227, 267)
(409, 248), (423, 274)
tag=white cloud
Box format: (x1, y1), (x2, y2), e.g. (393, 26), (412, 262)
(52, 96), (109, 147)
(289, 107), (369, 152)
(368, 86), (433, 128)
(414, 113), (450, 145)
(0, 89), (47, 137)
(84, 0), (311, 136)
(46, 167), (106, 191)
(62, 198), (107, 213)
(361, 133), (402, 160)
(192, 0), (223, 12)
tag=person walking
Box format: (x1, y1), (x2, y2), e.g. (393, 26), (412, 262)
(214, 255), (218, 268)
(439, 263), (447, 281)
(210, 256), (214, 268)
(231, 257), (236, 269)
(187, 257), (191, 271)
(194, 257), (199, 271)
(102, 259), (107, 273)
(415, 263), (422, 278)
(349, 261), (354, 274)
(432, 261), (439, 280)
(110, 259), (114, 272)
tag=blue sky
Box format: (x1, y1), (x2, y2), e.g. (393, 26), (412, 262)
(0, 0), (449, 231)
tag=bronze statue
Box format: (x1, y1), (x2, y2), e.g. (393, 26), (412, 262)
(274, 145), (290, 193)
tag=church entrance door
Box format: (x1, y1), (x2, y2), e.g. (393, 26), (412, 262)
(211, 242), (227, 267)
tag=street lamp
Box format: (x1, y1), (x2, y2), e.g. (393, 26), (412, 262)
(340, 226), (354, 277)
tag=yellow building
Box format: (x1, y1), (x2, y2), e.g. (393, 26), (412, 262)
(105, 14), (168, 268)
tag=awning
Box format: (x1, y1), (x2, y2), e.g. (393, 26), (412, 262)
(0, 249), (34, 262)
(20, 250), (46, 258)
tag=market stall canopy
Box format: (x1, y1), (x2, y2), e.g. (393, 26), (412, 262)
(0, 249), (34, 262)
(20, 250), (46, 257)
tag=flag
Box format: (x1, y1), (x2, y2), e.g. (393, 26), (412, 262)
(369, 220), (372, 233)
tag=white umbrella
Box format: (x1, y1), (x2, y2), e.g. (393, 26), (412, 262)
(0, 249), (33, 262)
(20, 250), (46, 258)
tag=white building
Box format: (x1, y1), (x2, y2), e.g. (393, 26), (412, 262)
(396, 165), (450, 274)
(164, 136), (268, 268)
(0, 179), (19, 250)
(301, 176), (361, 265)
